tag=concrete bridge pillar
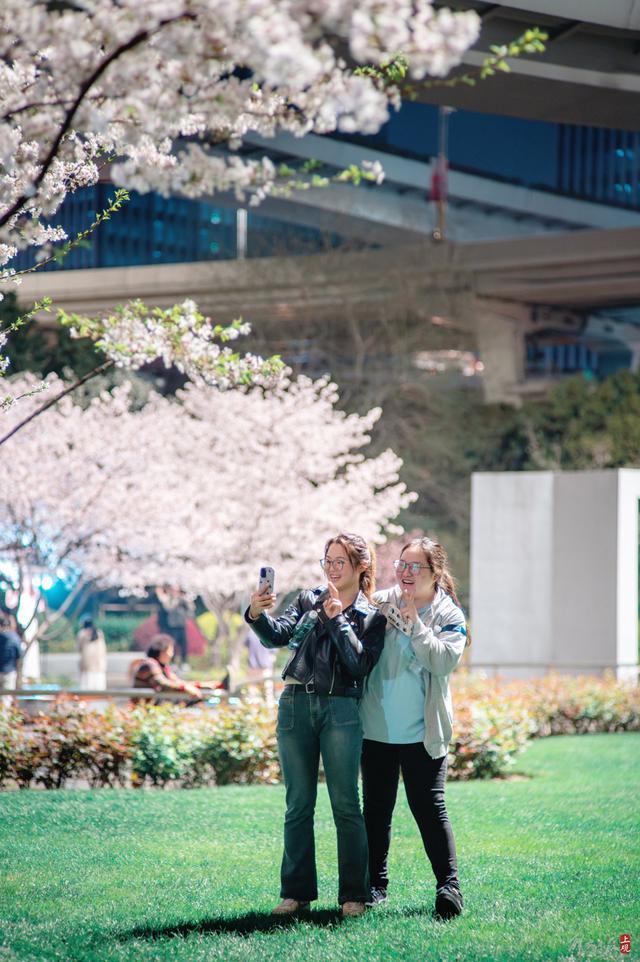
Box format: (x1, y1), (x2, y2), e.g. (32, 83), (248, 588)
(472, 298), (533, 406)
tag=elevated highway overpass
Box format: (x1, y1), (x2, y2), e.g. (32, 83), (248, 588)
(20, 225), (640, 405)
(423, 1), (640, 130)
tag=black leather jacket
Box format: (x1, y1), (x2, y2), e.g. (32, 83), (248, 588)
(245, 587), (386, 697)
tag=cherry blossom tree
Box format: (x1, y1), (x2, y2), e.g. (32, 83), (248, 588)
(0, 1), (480, 410)
(170, 375), (416, 664)
(0, 0), (479, 254)
(0, 373), (188, 680)
(0, 370), (415, 677)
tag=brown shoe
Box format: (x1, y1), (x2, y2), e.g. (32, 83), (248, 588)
(271, 898), (310, 915)
(341, 901), (366, 918)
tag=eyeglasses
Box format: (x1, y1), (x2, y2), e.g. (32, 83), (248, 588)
(320, 558), (346, 571)
(394, 560), (431, 575)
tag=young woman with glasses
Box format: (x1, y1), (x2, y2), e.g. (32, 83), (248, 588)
(359, 537), (469, 919)
(246, 532), (386, 919)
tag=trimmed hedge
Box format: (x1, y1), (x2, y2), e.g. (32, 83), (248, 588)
(0, 673), (638, 789)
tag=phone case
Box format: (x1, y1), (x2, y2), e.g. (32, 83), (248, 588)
(258, 566), (275, 594)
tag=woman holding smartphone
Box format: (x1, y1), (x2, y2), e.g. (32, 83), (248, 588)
(246, 532), (386, 918)
(359, 536), (468, 919)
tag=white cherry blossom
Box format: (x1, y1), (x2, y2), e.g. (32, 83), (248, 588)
(0, 0), (479, 261)
(0, 371), (416, 650)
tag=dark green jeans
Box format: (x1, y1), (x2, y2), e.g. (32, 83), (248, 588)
(276, 686), (370, 904)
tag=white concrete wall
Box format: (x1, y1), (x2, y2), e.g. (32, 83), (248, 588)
(470, 472), (554, 672)
(617, 471), (640, 681)
(470, 469), (640, 679)
(552, 471), (619, 669)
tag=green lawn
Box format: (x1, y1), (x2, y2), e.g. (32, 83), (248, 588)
(0, 733), (638, 962)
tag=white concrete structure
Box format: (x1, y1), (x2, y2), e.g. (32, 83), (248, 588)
(470, 469), (640, 680)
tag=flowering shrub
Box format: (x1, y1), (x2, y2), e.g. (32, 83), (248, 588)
(195, 701), (280, 786)
(129, 705), (207, 788)
(0, 699), (280, 790)
(0, 674), (638, 789)
(448, 672), (640, 779)
(0, 706), (45, 789)
(449, 698), (537, 781)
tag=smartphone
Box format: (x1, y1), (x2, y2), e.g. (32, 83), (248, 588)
(258, 566), (275, 595)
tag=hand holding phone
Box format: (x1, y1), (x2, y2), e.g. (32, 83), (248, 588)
(257, 566), (275, 595)
(249, 567), (276, 620)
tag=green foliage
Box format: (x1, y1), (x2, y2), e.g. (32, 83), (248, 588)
(196, 610), (218, 642)
(354, 30), (547, 95)
(491, 370), (640, 470)
(129, 704), (205, 787)
(450, 672), (640, 779)
(0, 735), (638, 962)
(16, 190), (130, 279)
(1, 291), (106, 380)
(355, 53), (409, 85)
(96, 613), (146, 651)
(354, 29), (547, 97)
(4, 701), (132, 789)
(271, 160), (381, 197)
(0, 706), (23, 785)
(1, 677), (638, 790)
(40, 613), (146, 652)
(426, 27), (548, 90)
(452, 697), (536, 780)
(39, 613), (76, 653)
(1, 191), (129, 386)
(195, 701), (280, 786)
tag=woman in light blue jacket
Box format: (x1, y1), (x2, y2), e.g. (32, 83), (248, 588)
(359, 537), (468, 919)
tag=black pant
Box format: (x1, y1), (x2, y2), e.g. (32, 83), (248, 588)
(361, 738), (459, 891)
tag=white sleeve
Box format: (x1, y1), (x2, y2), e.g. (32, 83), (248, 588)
(409, 614), (467, 676)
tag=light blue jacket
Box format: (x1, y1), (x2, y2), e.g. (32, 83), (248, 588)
(364, 586), (467, 759)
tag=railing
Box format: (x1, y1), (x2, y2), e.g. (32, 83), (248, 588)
(2, 688), (227, 702)
(3, 664), (638, 704)
(2, 675), (280, 703)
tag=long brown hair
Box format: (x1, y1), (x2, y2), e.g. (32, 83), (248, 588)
(324, 532), (376, 600)
(400, 537), (470, 646)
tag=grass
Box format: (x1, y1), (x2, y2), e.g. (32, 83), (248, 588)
(0, 732), (638, 962)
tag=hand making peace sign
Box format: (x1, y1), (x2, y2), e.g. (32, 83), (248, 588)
(323, 580), (343, 620)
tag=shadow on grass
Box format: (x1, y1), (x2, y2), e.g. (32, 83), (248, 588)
(116, 903), (458, 945)
(119, 908), (342, 942)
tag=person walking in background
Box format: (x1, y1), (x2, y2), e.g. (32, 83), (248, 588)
(246, 533), (386, 919)
(156, 586), (193, 672)
(0, 612), (23, 707)
(359, 536), (468, 920)
(77, 615), (107, 690)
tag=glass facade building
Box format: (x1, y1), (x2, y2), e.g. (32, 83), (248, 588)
(12, 183), (337, 273)
(558, 124), (640, 210)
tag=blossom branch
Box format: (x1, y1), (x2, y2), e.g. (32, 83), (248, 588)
(0, 12), (194, 230)
(0, 359), (115, 447)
